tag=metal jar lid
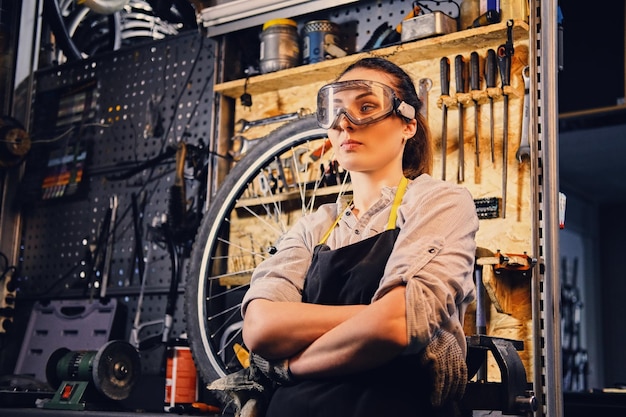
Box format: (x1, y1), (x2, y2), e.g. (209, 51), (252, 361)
(303, 20), (339, 33)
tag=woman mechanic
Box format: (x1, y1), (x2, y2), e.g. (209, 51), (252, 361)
(238, 57), (479, 417)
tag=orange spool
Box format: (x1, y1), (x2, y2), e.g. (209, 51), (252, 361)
(164, 339), (198, 411)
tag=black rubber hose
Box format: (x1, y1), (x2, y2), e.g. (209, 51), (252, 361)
(43, 0), (82, 61)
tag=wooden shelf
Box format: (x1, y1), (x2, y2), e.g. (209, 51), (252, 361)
(214, 20), (529, 99)
(235, 183), (351, 208)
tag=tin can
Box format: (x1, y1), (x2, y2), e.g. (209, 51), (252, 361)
(302, 20), (343, 64)
(259, 18), (300, 74)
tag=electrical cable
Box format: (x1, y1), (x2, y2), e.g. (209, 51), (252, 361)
(158, 34), (206, 154)
(415, 1), (460, 18)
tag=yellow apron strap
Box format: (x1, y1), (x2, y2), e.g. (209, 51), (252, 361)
(319, 177), (409, 245)
(386, 176), (409, 230)
(319, 200), (352, 245)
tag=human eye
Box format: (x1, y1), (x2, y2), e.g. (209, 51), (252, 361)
(357, 93), (381, 109)
(360, 102), (374, 111)
(358, 100), (382, 115)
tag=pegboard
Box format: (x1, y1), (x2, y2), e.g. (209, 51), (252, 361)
(15, 30), (216, 374)
(324, 0), (461, 52)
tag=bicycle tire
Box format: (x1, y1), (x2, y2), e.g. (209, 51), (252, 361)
(43, 0), (121, 63)
(184, 115), (349, 384)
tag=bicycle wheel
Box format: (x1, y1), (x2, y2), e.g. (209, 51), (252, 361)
(185, 115), (350, 384)
(43, 0), (190, 65)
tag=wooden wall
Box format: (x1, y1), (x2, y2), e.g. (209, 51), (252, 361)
(220, 23), (534, 381)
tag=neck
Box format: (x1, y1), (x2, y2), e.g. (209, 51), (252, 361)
(349, 171), (405, 213)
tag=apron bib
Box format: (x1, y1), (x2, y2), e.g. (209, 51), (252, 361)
(266, 179), (435, 417)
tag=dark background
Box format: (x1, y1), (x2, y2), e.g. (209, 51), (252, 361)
(558, 2), (625, 114)
(557, 0), (626, 401)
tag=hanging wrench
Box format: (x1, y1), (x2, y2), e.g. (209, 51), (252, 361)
(418, 78), (432, 120)
(229, 134), (255, 161)
(516, 66), (531, 162)
(235, 108), (308, 133)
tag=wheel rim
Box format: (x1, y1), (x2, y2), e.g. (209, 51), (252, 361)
(186, 118), (350, 383)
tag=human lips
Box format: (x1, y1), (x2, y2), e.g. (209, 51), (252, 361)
(340, 139), (363, 150)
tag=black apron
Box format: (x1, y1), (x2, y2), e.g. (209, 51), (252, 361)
(266, 178), (435, 417)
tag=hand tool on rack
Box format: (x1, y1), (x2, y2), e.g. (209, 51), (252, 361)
(100, 194), (118, 298)
(418, 78), (432, 120)
(127, 191), (146, 287)
(129, 217), (163, 350)
(469, 51), (481, 167)
(88, 206), (112, 299)
(497, 20), (514, 218)
(439, 57), (450, 181)
(516, 66), (531, 162)
(485, 49), (497, 164)
(229, 134), (253, 161)
(235, 108), (307, 133)
(455, 54), (467, 183)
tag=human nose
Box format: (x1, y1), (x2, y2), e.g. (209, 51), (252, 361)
(333, 111), (354, 130)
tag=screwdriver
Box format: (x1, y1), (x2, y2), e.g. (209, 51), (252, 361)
(497, 22), (513, 219)
(455, 54), (467, 183)
(440, 57), (450, 181)
(469, 51), (481, 167)
(485, 49), (497, 164)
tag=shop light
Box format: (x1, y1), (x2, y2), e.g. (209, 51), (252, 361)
(200, 0), (357, 36)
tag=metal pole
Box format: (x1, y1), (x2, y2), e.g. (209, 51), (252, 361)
(530, 1), (564, 416)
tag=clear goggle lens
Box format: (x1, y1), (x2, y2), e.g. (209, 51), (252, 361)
(316, 80), (415, 129)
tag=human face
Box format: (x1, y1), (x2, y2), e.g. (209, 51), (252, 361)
(324, 68), (417, 176)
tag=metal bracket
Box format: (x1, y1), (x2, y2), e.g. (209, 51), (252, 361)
(463, 335), (538, 415)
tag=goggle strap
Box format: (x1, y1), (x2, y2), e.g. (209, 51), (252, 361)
(396, 100), (416, 120)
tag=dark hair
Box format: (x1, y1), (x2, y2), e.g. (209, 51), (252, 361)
(338, 57), (433, 179)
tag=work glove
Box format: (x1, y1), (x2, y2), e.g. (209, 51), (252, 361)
(206, 367), (269, 417)
(249, 351), (295, 386)
(419, 328), (468, 408)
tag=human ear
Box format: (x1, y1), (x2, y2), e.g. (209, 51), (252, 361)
(403, 118), (418, 138)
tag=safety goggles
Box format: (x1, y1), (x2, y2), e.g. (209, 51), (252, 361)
(316, 79), (416, 129)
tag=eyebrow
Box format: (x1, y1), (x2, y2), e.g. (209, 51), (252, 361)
(332, 90), (377, 104)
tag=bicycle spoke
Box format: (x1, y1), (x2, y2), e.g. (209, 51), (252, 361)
(185, 117), (335, 383)
(208, 302), (241, 323)
(237, 199), (288, 237)
(205, 275), (251, 297)
(218, 328), (245, 359)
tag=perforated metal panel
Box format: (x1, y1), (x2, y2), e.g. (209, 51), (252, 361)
(327, 0), (461, 48)
(302, 0), (461, 55)
(17, 31), (216, 373)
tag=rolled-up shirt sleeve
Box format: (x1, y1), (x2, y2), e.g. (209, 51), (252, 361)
(241, 204), (339, 316)
(374, 178), (478, 355)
